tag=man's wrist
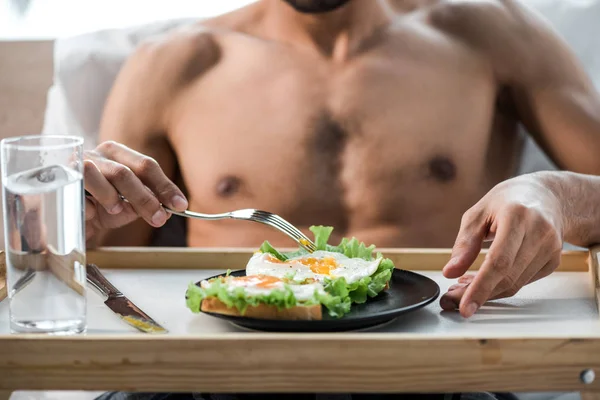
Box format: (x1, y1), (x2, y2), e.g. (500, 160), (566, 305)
(535, 171), (600, 247)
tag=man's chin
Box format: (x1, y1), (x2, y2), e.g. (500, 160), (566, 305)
(282, 0), (352, 14)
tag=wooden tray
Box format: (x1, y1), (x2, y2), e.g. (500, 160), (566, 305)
(0, 246), (600, 399)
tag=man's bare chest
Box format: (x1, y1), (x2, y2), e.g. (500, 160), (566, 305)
(167, 28), (512, 228)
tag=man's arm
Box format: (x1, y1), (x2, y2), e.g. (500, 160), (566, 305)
(431, 0), (600, 174)
(89, 28), (220, 247)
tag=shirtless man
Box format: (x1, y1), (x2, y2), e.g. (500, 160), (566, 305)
(84, 0), (600, 316)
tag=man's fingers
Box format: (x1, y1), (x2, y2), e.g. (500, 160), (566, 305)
(443, 208), (488, 279)
(86, 223), (95, 240)
(458, 274), (475, 284)
(492, 247), (560, 299)
(459, 212), (525, 318)
(91, 201), (139, 230)
(442, 242), (560, 312)
(440, 274), (475, 311)
(440, 283), (468, 310)
(489, 251), (547, 300)
(527, 256), (560, 285)
(440, 251), (558, 310)
(489, 231), (541, 298)
(94, 141), (188, 211)
(84, 160), (123, 215)
(85, 198), (96, 221)
(489, 211), (562, 300)
(93, 158), (167, 227)
(521, 221), (562, 286)
(19, 199), (47, 252)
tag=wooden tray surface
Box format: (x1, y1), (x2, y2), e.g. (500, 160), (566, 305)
(0, 247), (599, 395)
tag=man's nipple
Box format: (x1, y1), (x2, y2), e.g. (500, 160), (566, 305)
(428, 155), (457, 182)
(216, 176), (242, 197)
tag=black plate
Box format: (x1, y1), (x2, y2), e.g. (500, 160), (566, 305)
(194, 269), (440, 332)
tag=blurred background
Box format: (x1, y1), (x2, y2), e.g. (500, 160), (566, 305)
(0, 0), (256, 39)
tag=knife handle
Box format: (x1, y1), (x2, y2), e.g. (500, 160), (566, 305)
(87, 264), (122, 298)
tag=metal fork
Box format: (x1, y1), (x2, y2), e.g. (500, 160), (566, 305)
(85, 191), (317, 253)
(167, 208), (316, 253)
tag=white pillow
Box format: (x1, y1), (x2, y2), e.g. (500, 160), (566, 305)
(42, 18), (196, 149)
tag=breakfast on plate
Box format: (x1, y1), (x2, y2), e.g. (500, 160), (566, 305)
(185, 226), (395, 320)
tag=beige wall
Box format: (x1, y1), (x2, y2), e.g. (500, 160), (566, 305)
(0, 40), (54, 248)
(0, 40), (54, 139)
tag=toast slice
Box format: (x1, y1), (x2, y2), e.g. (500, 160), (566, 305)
(201, 297), (322, 320)
(199, 281), (389, 321)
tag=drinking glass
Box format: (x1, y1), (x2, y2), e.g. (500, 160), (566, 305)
(1, 135), (86, 334)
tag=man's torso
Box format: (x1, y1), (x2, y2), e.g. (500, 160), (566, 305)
(161, 2), (523, 248)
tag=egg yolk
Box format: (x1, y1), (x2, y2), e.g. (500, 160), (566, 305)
(263, 253), (339, 275)
(265, 254), (285, 263)
(235, 275), (282, 288)
(297, 256), (338, 275)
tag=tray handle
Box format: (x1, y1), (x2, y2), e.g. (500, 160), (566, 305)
(588, 245), (600, 315)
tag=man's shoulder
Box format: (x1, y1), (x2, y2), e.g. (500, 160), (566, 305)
(385, 0), (529, 52)
(424, 0), (545, 76)
(103, 25), (225, 137)
(427, 0), (519, 27)
(425, 0), (542, 47)
(126, 25), (222, 86)
(126, 4), (260, 84)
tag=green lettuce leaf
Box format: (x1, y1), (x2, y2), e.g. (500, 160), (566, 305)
(259, 241), (288, 261)
(310, 225), (334, 250)
(257, 226), (377, 261)
(307, 225), (376, 260)
(316, 291), (352, 318)
(322, 255), (394, 305)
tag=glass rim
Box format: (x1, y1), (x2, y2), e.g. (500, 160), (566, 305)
(1, 135), (83, 151)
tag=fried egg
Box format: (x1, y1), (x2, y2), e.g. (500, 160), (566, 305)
(245, 250), (382, 284)
(201, 275), (324, 301)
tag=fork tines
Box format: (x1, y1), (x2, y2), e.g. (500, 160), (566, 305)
(250, 210), (317, 253)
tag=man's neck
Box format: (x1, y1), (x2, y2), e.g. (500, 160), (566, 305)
(260, 0), (393, 59)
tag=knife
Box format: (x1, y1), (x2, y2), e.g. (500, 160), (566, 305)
(87, 264), (168, 334)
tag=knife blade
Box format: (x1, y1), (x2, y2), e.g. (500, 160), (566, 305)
(87, 264), (168, 334)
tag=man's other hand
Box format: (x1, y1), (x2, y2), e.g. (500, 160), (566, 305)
(440, 175), (564, 318)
